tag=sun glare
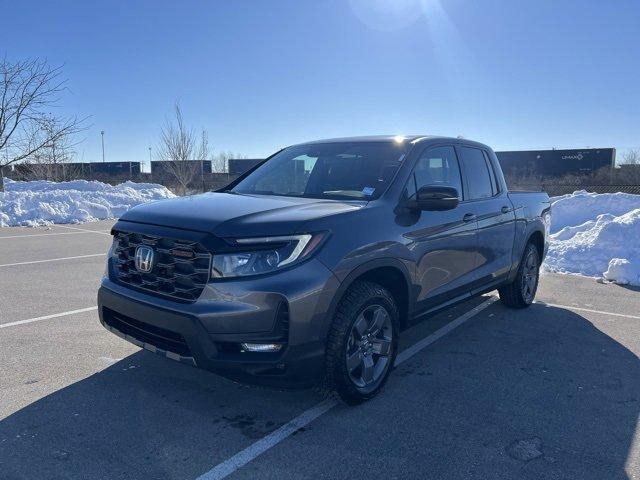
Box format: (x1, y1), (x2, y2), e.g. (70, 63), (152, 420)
(349, 0), (428, 31)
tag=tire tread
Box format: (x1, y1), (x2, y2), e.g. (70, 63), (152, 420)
(324, 280), (399, 405)
(498, 243), (539, 309)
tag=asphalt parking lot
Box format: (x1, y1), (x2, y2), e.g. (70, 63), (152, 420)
(1, 220), (639, 480)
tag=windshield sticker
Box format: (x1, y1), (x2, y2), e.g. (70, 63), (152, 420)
(362, 187), (376, 196)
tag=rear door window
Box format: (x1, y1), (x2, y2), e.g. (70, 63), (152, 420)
(458, 146), (493, 200)
(482, 150), (500, 195)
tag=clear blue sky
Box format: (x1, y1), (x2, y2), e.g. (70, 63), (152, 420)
(3, 0), (639, 165)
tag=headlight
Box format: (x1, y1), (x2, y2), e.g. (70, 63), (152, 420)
(211, 233), (326, 278)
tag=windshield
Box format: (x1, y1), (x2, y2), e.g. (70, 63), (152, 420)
(230, 142), (408, 200)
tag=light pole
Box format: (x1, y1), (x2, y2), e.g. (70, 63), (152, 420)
(101, 130), (105, 163)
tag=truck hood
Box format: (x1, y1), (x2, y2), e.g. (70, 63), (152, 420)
(119, 192), (364, 237)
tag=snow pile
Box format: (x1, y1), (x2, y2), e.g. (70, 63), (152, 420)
(0, 178), (175, 227)
(543, 190), (640, 286)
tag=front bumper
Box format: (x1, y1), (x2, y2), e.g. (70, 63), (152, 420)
(98, 258), (339, 388)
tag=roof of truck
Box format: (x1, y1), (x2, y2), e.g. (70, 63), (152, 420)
(300, 135), (429, 144)
(289, 135), (493, 152)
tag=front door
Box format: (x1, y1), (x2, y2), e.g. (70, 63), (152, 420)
(400, 145), (479, 314)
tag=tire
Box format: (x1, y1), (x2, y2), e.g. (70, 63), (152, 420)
(498, 243), (540, 308)
(324, 280), (399, 405)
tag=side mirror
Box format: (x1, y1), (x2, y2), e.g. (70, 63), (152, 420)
(414, 186), (460, 211)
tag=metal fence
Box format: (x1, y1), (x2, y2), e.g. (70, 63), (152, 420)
(510, 184), (640, 197)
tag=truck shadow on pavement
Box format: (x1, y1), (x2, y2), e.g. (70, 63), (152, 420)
(1, 303), (639, 480)
(617, 283), (640, 293)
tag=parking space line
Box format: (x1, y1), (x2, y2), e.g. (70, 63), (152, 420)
(197, 399), (337, 480)
(56, 224), (112, 236)
(0, 306), (98, 329)
(536, 301), (640, 320)
(395, 297), (499, 365)
(196, 296), (497, 480)
(0, 253), (105, 268)
(0, 231), (98, 239)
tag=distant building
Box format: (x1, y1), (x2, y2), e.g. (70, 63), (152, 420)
(495, 148), (616, 178)
(228, 158), (263, 175)
(84, 162), (141, 175)
(150, 160), (212, 177)
(7, 161), (141, 179)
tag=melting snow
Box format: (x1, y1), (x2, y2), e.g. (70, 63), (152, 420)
(543, 190), (640, 286)
(0, 178), (175, 227)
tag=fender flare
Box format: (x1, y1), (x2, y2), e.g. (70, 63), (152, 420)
(508, 221), (547, 282)
(320, 257), (414, 339)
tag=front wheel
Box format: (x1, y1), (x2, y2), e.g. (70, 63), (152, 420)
(498, 243), (540, 308)
(324, 281), (399, 405)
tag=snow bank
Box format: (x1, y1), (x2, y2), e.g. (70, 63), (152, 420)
(543, 190), (640, 286)
(0, 178), (175, 227)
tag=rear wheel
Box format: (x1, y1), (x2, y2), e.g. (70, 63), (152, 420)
(324, 281), (399, 405)
(498, 243), (540, 308)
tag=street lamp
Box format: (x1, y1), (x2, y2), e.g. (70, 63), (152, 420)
(101, 130), (105, 163)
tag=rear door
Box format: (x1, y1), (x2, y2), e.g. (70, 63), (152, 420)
(401, 145), (479, 313)
(456, 146), (516, 288)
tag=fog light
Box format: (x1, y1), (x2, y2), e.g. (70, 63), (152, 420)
(241, 343), (282, 352)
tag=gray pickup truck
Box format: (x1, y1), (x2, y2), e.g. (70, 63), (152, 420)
(98, 136), (550, 404)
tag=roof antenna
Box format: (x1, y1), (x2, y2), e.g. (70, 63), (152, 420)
(457, 135), (465, 139)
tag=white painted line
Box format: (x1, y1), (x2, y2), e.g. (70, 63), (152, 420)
(0, 231), (97, 239)
(56, 224), (112, 236)
(196, 399), (338, 480)
(0, 253), (106, 268)
(536, 301), (640, 320)
(395, 296), (498, 365)
(196, 295), (497, 480)
(0, 306), (98, 329)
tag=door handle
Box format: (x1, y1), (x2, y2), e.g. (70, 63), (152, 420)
(463, 213), (476, 222)
(501, 206), (511, 214)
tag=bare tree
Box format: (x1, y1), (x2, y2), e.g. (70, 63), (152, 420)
(212, 151), (231, 174)
(212, 151), (247, 173)
(157, 103), (203, 195)
(196, 128), (212, 190)
(24, 115), (78, 181)
(616, 149), (640, 184)
(621, 149), (640, 165)
(0, 57), (84, 191)
(211, 152), (227, 174)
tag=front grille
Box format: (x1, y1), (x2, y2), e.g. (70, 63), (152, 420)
(102, 307), (191, 357)
(111, 230), (211, 302)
